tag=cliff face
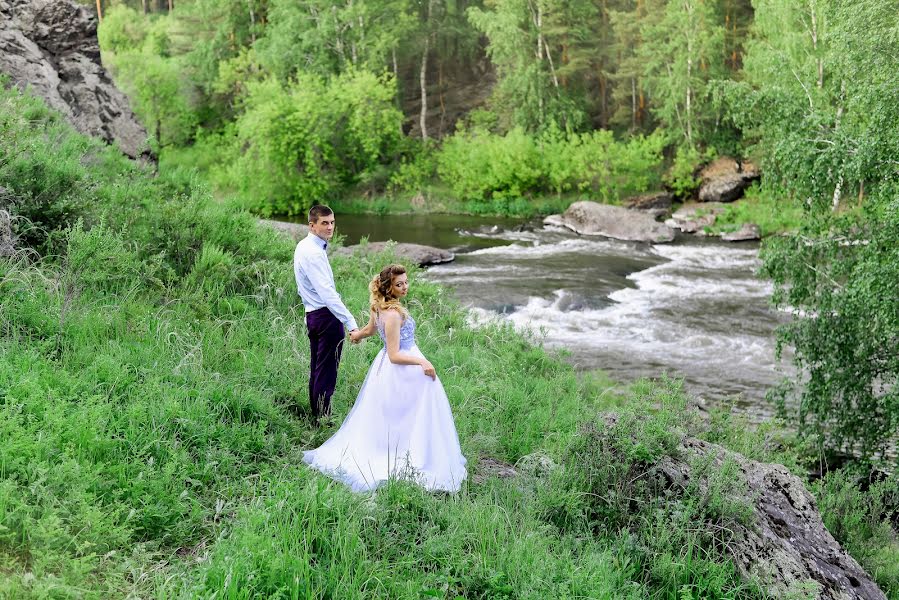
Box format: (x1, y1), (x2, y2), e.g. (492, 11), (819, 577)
(0, 0), (151, 160)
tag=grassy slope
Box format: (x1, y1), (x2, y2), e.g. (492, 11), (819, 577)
(1, 85), (896, 599)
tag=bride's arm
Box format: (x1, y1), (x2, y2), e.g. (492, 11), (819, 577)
(350, 310), (377, 343)
(383, 310), (436, 379)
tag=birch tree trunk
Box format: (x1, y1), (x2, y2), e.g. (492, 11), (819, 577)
(96, 0), (103, 22)
(248, 0), (256, 44)
(420, 36), (430, 140)
(420, 0), (435, 141)
(684, 0), (694, 145)
(809, 0), (823, 89)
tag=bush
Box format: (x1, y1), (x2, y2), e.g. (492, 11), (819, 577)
(663, 145), (708, 200)
(814, 471), (899, 595)
(436, 126), (665, 206)
(536, 378), (762, 599)
(437, 126), (543, 203)
(227, 71), (403, 215)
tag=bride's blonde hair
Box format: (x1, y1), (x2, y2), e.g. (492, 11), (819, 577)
(369, 264), (409, 317)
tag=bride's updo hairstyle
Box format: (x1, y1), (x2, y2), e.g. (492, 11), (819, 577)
(369, 264), (409, 317)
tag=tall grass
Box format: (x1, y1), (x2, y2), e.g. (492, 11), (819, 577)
(2, 84), (896, 599)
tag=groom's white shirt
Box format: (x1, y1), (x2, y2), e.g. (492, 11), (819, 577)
(294, 233), (358, 331)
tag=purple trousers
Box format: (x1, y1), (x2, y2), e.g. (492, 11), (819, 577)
(305, 307), (346, 418)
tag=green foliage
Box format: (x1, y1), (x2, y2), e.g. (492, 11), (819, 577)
(536, 378), (763, 599)
(733, 0), (899, 463)
(226, 71), (404, 215)
(638, 0), (726, 148)
(387, 143), (438, 194)
(468, 0), (588, 132)
(256, 0), (417, 81)
(663, 144), (706, 200)
(0, 87), (92, 248)
(707, 184), (803, 237)
(100, 6), (199, 148)
(96, 4), (151, 53)
(762, 198), (899, 462)
(814, 471), (899, 596)
(437, 126), (543, 203)
(542, 127), (666, 198)
(437, 125), (665, 205)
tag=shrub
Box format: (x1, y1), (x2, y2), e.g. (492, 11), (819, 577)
(814, 471), (899, 595)
(227, 71), (403, 215)
(437, 126), (665, 206)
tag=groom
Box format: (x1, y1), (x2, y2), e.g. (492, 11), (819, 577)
(294, 205), (358, 421)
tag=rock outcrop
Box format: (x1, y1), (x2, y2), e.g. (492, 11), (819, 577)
(623, 191), (673, 221)
(0, 0), (150, 159)
(544, 201), (675, 243)
(698, 157), (761, 203)
(655, 435), (886, 600)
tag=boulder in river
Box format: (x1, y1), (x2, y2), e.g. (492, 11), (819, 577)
(544, 201), (675, 243)
(259, 219), (309, 241)
(721, 223), (762, 242)
(335, 241), (455, 267)
(259, 220), (454, 266)
(665, 202), (728, 234)
(0, 0), (151, 160)
(698, 157), (761, 203)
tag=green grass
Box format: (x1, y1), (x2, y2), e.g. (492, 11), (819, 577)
(2, 84), (897, 599)
(705, 185), (804, 237)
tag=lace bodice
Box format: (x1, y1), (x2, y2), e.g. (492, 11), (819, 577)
(376, 311), (416, 351)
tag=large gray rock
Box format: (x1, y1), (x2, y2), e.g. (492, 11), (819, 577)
(259, 219), (308, 242)
(623, 191), (673, 211)
(721, 222), (762, 242)
(654, 435), (886, 600)
(0, 0), (151, 159)
(698, 157), (761, 203)
(665, 202), (728, 234)
(335, 242), (455, 267)
(258, 220), (454, 266)
(544, 201), (675, 243)
(0, 209), (15, 258)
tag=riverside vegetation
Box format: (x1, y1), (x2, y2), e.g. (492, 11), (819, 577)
(2, 73), (899, 597)
(92, 0), (899, 469)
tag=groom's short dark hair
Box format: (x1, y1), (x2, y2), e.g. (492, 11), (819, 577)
(308, 204), (333, 224)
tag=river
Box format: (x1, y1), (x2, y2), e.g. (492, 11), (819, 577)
(323, 213), (793, 419)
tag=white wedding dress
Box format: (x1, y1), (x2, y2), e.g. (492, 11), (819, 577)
(303, 313), (467, 492)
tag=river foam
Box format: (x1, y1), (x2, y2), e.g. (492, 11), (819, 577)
(426, 227), (791, 409)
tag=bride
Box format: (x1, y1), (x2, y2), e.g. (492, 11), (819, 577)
(302, 264), (468, 493)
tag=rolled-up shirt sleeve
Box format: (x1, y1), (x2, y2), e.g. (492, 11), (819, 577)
(301, 251), (359, 331)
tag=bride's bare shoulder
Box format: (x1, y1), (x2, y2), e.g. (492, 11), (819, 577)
(381, 307), (404, 322)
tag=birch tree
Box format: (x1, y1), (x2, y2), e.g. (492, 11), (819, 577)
(638, 0), (724, 147)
